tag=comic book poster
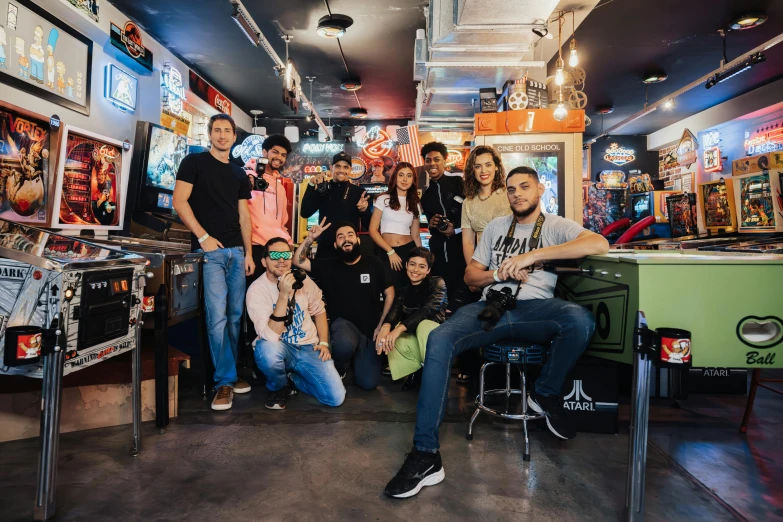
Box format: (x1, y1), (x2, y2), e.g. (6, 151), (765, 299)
(701, 182), (733, 228)
(57, 131), (122, 227)
(145, 125), (186, 191)
(738, 174), (774, 229)
(667, 193), (697, 238)
(0, 106), (49, 223)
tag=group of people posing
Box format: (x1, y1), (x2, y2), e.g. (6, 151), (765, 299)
(172, 113), (609, 499)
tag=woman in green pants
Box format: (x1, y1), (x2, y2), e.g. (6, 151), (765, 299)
(376, 247), (448, 382)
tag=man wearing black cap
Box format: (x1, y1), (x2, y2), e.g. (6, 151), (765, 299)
(301, 151), (372, 259)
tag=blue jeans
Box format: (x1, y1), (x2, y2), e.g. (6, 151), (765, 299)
(330, 318), (382, 391)
(201, 246), (246, 388)
(254, 339), (346, 407)
(413, 298), (595, 453)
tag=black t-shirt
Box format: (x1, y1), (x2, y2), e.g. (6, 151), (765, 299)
(176, 152), (251, 250)
(311, 255), (393, 337)
(300, 181), (372, 258)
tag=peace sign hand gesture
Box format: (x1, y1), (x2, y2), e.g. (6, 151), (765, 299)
(357, 191), (370, 212)
(308, 217), (331, 241)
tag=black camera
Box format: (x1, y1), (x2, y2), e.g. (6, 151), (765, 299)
(316, 179), (334, 195)
(478, 286), (517, 330)
(250, 157), (269, 191)
(436, 218), (450, 232)
(291, 267), (307, 290)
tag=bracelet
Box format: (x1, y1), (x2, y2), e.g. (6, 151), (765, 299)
(269, 314), (288, 322)
(197, 233), (210, 244)
(493, 269), (501, 283)
(318, 341), (330, 348)
(387, 249), (396, 257)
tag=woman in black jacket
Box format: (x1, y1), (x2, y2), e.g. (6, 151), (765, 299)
(376, 247), (448, 381)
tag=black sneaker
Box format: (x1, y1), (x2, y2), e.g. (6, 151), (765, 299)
(382, 365), (391, 376)
(265, 386), (291, 410)
(527, 391), (576, 440)
(384, 449), (445, 498)
(456, 373), (469, 385)
(337, 368), (347, 381)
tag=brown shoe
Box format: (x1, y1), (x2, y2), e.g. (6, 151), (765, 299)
(211, 386), (233, 411)
(233, 378), (251, 394)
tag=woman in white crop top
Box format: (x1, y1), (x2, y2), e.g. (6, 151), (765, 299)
(369, 162), (422, 288)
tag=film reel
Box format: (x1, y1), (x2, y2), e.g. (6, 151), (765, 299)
(508, 91), (529, 110)
(584, 115), (592, 127)
(568, 90), (588, 110)
(570, 66), (586, 86)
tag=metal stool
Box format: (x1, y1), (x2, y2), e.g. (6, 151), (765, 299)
(466, 341), (549, 462)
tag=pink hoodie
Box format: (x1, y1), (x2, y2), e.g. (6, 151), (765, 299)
(244, 158), (291, 245)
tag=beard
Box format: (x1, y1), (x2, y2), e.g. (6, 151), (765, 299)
(337, 242), (361, 263)
(511, 197), (540, 218)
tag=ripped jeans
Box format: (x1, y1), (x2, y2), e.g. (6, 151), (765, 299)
(413, 298), (595, 453)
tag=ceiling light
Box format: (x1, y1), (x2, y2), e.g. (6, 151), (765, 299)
(642, 72), (668, 84)
(349, 107), (368, 119)
(231, 3), (260, 46)
(555, 58), (565, 86)
(730, 13), (767, 31)
(316, 14), (354, 38)
(568, 39), (579, 67)
(554, 103), (568, 121)
(663, 98), (675, 110)
(705, 52), (765, 89)
(340, 79), (362, 91)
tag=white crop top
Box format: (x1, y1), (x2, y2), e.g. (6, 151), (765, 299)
(376, 194), (418, 235)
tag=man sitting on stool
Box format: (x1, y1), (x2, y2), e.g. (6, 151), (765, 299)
(384, 166), (609, 498)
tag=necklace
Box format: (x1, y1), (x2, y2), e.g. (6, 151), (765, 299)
(478, 190), (493, 202)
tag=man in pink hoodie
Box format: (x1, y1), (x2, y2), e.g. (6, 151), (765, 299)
(245, 134), (293, 287)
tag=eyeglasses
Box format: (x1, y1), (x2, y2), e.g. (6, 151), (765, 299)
(267, 251), (292, 260)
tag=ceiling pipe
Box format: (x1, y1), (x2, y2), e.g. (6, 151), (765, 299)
(424, 60), (545, 68)
(419, 116), (475, 122)
(585, 31), (783, 145)
(228, 0), (329, 136)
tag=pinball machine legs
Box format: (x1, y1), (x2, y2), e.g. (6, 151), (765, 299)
(33, 346), (65, 521)
(740, 369), (783, 433)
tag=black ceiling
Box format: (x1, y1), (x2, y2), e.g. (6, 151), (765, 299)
(109, 0), (427, 122)
(554, 0), (783, 139)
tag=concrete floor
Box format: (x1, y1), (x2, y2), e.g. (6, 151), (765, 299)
(0, 368), (779, 522)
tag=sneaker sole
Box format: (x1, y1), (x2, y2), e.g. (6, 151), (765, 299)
(265, 403), (286, 410)
(211, 402), (233, 411)
(233, 387), (251, 394)
(527, 396), (570, 441)
(388, 468), (446, 499)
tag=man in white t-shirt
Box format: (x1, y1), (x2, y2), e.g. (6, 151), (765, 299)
(385, 166), (610, 499)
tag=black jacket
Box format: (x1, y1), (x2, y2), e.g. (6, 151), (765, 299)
(421, 175), (465, 264)
(384, 276), (448, 333)
(301, 180), (372, 257)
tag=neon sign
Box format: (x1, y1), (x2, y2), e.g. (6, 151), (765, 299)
(702, 130), (720, 148)
(104, 64), (137, 112)
(301, 142), (345, 155)
(162, 63), (185, 116)
(744, 121), (783, 155)
(232, 135), (265, 164)
(676, 129), (698, 169)
(703, 147), (722, 173)
(604, 143), (635, 166)
(361, 126), (393, 159)
(303, 165), (330, 173)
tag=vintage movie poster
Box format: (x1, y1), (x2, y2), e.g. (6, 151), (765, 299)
(0, 106), (49, 223)
(58, 131), (122, 227)
(146, 125), (187, 191)
(738, 174), (775, 229)
(667, 193), (697, 238)
(496, 142), (564, 216)
(701, 182), (733, 228)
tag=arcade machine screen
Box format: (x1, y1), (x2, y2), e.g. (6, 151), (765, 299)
(136, 124), (188, 216)
(631, 193), (652, 221)
(499, 144), (564, 216)
(53, 128), (125, 229)
(0, 104), (51, 225)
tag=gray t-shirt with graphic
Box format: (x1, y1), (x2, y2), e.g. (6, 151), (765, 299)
(473, 213), (586, 301)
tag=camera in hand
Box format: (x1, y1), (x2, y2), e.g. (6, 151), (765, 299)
(316, 178), (334, 194)
(251, 157), (269, 191)
(290, 267), (307, 290)
(478, 286), (517, 331)
(436, 218), (450, 232)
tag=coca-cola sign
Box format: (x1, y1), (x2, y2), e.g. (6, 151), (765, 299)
(209, 86), (232, 115)
(189, 70), (232, 115)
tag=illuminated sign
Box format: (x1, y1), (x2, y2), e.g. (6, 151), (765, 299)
(361, 126), (394, 159)
(303, 165), (329, 173)
(350, 157), (366, 180)
(744, 121), (783, 155)
(104, 64), (137, 112)
(231, 134), (265, 164)
(189, 70), (232, 115)
(301, 142), (345, 155)
(702, 130), (720, 148)
(109, 22), (153, 71)
(162, 63), (186, 116)
(703, 146), (722, 173)
(676, 129), (698, 169)
(595, 170), (628, 190)
(603, 143), (635, 166)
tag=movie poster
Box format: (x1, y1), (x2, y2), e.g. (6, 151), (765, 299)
(497, 142), (564, 216)
(58, 131), (122, 227)
(701, 183), (732, 228)
(667, 193), (697, 238)
(738, 174), (774, 229)
(0, 106), (49, 223)
(146, 125), (186, 191)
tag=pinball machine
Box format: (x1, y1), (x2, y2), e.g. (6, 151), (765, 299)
(0, 219), (148, 520)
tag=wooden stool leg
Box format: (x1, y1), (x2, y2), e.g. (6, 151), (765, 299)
(740, 369), (762, 434)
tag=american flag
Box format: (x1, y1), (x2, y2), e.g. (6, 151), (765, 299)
(396, 125), (423, 167)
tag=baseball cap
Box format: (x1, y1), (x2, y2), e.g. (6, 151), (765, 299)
(332, 152), (352, 167)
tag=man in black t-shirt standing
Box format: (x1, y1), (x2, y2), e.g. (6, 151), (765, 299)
(173, 113), (255, 412)
(300, 152), (372, 259)
(419, 142), (466, 307)
(294, 220), (394, 390)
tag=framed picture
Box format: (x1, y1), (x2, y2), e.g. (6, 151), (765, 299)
(0, 0), (93, 116)
(61, 0), (99, 23)
(50, 125), (131, 230)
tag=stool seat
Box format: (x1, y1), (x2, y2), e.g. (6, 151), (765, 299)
(467, 341), (550, 462)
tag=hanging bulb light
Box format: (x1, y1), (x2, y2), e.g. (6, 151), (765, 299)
(555, 57), (565, 86)
(568, 11), (579, 68)
(553, 86), (568, 121)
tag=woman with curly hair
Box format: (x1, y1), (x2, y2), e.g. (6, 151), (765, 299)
(461, 146), (511, 264)
(369, 162), (422, 288)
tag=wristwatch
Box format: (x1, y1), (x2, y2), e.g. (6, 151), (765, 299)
(318, 341), (330, 349)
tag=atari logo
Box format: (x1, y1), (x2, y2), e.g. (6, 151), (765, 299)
(563, 380), (619, 412)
